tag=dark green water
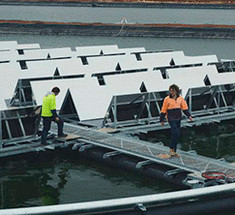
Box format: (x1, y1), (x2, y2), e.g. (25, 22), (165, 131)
(1, 120), (235, 210)
(145, 120), (235, 163)
(0, 150), (179, 209)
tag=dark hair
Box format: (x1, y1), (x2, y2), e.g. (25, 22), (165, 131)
(169, 84), (180, 97)
(51, 87), (60, 94)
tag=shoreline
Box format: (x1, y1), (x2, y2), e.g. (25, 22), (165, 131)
(0, 20), (235, 39)
(0, 1), (235, 9)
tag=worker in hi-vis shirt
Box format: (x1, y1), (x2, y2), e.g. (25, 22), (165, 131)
(160, 84), (193, 157)
(41, 87), (67, 145)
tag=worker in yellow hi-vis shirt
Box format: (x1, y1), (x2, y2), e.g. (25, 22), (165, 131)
(41, 87), (67, 145)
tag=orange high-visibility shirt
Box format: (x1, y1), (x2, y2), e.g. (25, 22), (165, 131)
(160, 96), (190, 122)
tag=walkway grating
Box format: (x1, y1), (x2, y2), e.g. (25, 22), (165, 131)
(58, 123), (235, 178)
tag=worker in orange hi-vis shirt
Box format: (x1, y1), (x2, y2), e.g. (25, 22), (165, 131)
(160, 84), (193, 157)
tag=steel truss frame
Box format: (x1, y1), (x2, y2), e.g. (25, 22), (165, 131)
(0, 106), (41, 148)
(8, 79), (36, 107)
(103, 83), (235, 132)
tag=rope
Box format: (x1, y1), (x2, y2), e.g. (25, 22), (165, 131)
(114, 17), (128, 37)
(202, 171), (226, 180)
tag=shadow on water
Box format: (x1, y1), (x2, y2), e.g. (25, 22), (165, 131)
(0, 149), (179, 209)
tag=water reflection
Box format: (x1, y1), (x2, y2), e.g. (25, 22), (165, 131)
(0, 150), (177, 209)
(0, 154), (69, 208)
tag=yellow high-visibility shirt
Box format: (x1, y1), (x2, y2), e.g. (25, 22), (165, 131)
(41, 93), (56, 117)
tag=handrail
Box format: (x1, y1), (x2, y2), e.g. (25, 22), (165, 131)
(1, 183), (235, 215)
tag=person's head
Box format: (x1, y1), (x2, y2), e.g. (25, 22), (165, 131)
(169, 84), (180, 98)
(51, 87), (60, 96)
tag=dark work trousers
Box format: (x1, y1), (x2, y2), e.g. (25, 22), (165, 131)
(169, 120), (181, 152)
(41, 116), (64, 144)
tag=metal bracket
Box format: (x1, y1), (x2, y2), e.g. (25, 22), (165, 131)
(72, 142), (86, 150)
(136, 160), (152, 169)
(187, 150), (198, 155)
(60, 142), (72, 148)
(79, 144), (95, 152)
(44, 145), (55, 150)
(217, 157), (226, 162)
(35, 147), (46, 152)
(164, 169), (185, 177)
(103, 151), (122, 159)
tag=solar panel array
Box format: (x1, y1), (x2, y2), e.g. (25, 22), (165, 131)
(1, 41), (234, 122)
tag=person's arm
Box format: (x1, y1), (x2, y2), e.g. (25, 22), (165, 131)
(50, 96), (59, 121)
(160, 98), (168, 125)
(181, 98), (193, 121)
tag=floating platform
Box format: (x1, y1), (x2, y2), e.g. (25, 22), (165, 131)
(1, 121), (235, 214)
(0, 20), (235, 39)
(1, 121), (235, 189)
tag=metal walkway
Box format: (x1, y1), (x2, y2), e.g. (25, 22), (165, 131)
(1, 121), (235, 187)
(57, 123), (235, 187)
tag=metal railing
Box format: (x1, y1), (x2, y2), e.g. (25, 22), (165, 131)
(1, 183), (235, 215)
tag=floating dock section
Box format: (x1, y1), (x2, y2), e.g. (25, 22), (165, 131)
(0, 20), (235, 39)
(1, 120), (235, 189)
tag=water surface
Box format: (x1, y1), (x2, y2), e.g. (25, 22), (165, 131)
(0, 5), (234, 24)
(0, 34), (234, 59)
(0, 151), (178, 209)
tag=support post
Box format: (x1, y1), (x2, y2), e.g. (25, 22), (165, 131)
(136, 94), (148, 121)
(2, 112), (12, 139)
(19, 79), (22, 106)
(151, 92), (161, 114)
(112, 96), (117, 128)
(189, 89), (192, 114)
(147, 93), (151, 123)
(219, 86), (227, 107)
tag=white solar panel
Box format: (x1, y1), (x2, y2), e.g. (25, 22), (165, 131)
(0, 52), (12, 62)
(0, 91), (7, 110)
(18, 47), (73, 61)
(118, 47), (146, 54)
(141, 51), (185, 68)
(174, 55), (218, 66)
(31, 79), (72, 108)
(22, 58), (85, 78)
(0, 63), (21, 104)
(76, 45), (119, 56)
(208, 69), (235, 85)
(16, 43), (40, 50)
(31, 78), (111, 121)
(0, 41), (18, 50)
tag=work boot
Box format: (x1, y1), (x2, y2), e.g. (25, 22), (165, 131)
(172, 149), (180, 157)
(169, 148), (175, 156)
(58, 133), (68, 138)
